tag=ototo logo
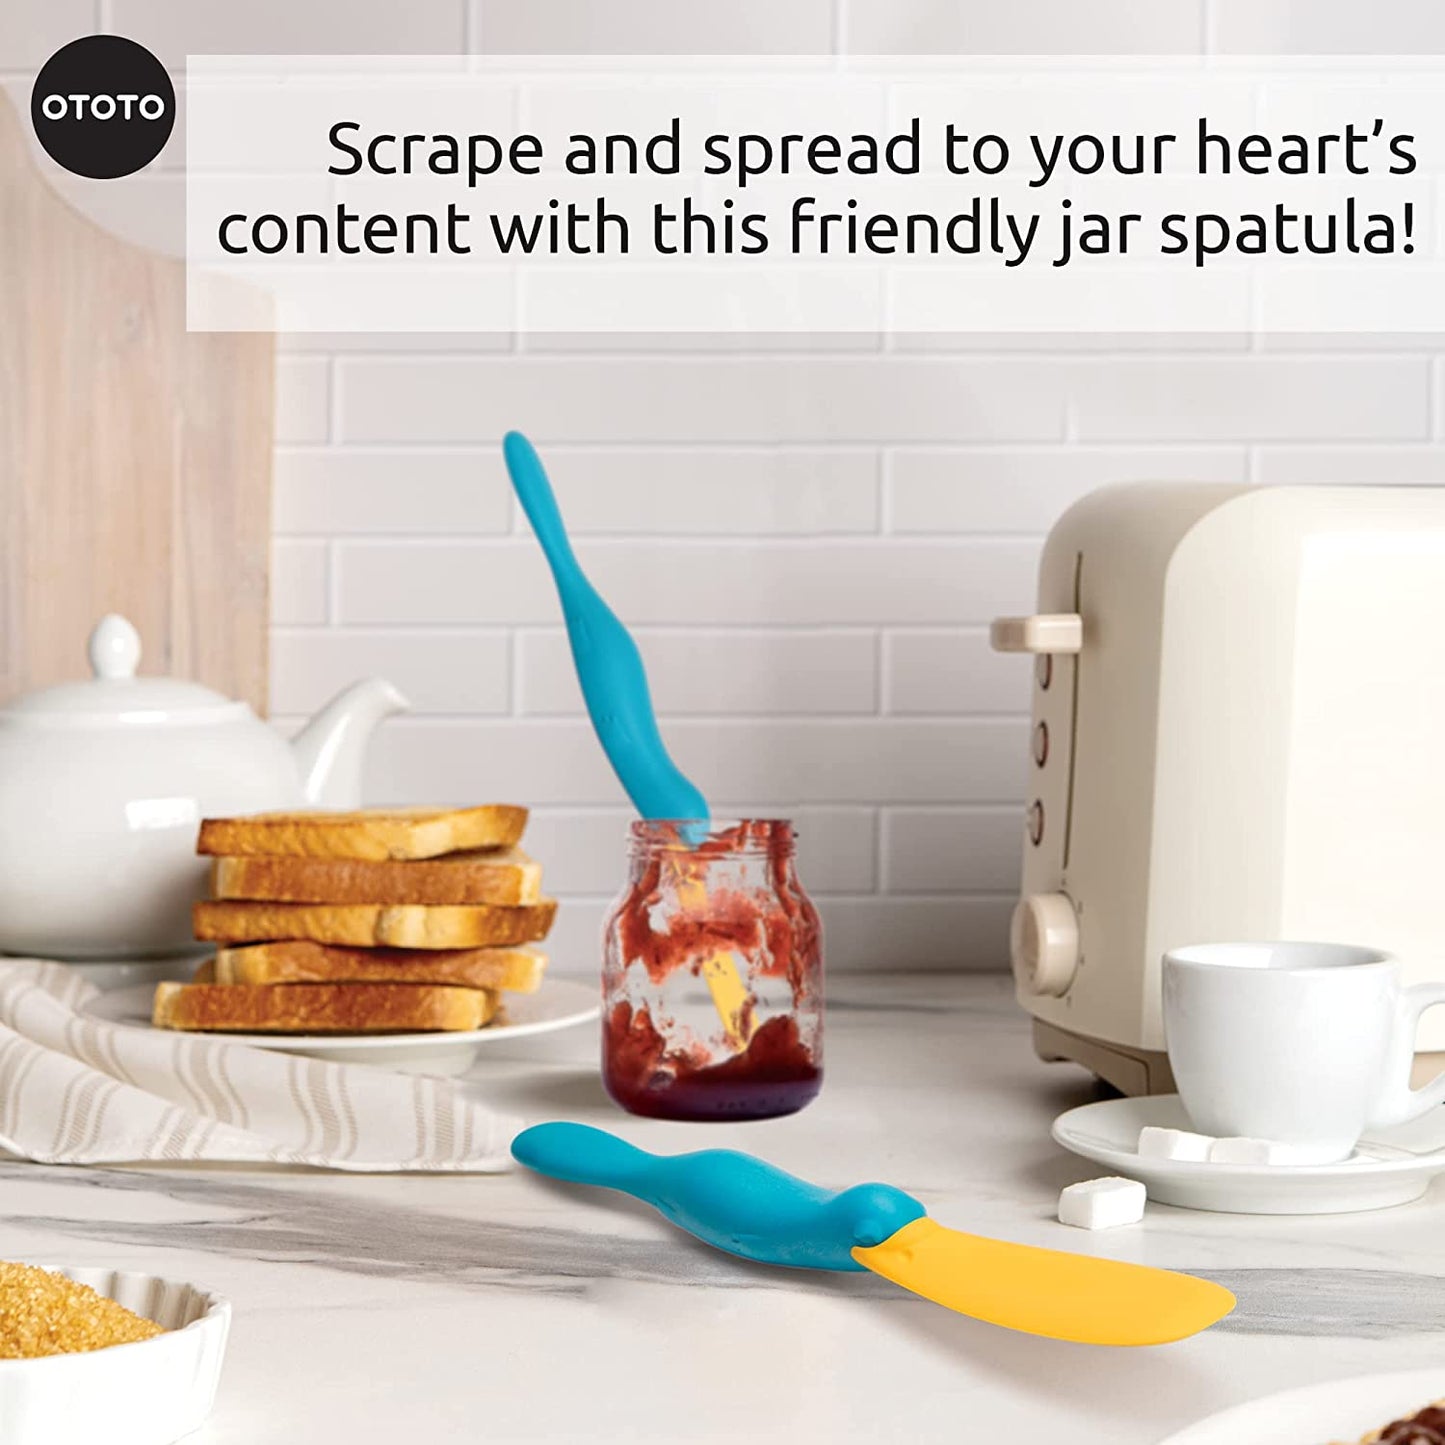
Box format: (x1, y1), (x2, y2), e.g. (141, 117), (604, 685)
(31, 35), (175, 180)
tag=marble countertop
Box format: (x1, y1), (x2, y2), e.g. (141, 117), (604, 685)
(4, 974), (1442, 1444)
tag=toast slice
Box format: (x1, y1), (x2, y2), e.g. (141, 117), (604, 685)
(152, 981), (497, 1034)
(197, 805), (528, 861)
(193, 898), (557, 949)
(199, 941), (547, 993)
(210, 847), (543, 907)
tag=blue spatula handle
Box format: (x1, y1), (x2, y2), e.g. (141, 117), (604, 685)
(512, 1122), (927, 1272)
(501, 432), (709, 822)
(503, 430), (582, 572)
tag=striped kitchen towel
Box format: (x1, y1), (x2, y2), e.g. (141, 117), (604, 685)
(0, 959), (518, 1170)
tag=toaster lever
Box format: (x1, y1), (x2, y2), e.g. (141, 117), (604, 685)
(990, 613), (1082, 655)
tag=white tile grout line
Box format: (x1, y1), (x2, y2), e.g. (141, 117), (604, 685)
(315, 345), (1445, 364)
(291, 434), (1435, 455)
(270, 439), (1255, 457)
(325, 539), (341, 626)
(876, 445), (893, 534)
(509, 626), (524, 716)
(273, 623), (1010, 640)
(218, 793), (1026, 817)
(334, 710), (1029, 725)
(871, 805), (886, 893)
(362, 711), (1031, 727)
(322, 533), (1049, 548)
(325, 356), (342, 445)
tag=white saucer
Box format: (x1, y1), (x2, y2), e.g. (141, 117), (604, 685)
(1052, 1094), (1445, 1214)
(1156, 1368), (1445, 1444)
(85, 978), (599, 1077)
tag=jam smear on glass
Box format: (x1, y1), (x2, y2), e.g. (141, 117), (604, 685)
(601, 819), (822, 1121)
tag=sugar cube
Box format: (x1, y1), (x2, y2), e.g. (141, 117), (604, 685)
(1137, 1126), (1214, 1162)
(1057, 1176), (1147, 1230)
(1208, 1136), (1310, 1165)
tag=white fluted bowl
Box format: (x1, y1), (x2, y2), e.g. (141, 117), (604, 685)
(0, 1267), (230, 1445)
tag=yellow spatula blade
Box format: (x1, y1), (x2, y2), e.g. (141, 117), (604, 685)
(853, 1218), (1234, 1346)
(672, 862), (756, 1051)
(699, 951), (755, 1050)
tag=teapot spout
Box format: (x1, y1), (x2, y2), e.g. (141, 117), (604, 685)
(292, 678), (409, 808)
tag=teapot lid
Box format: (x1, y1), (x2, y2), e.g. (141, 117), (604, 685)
(1, 616), (248, 725)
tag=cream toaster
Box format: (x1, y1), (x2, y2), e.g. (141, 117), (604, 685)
(993, 482), (1445, 1094)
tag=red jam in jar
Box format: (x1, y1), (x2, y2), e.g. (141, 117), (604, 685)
(601, 819), (823, 1121)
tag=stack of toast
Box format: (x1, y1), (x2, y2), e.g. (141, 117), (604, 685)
(152, 805), (556, 1035)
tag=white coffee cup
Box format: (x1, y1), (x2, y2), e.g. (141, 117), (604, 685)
(1162, 941), (1445, 1164)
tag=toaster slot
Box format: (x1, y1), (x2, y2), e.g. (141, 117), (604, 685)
(1062, 551), (1083, 872)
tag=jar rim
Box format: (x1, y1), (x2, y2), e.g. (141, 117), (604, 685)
(626, 818), (795, 854)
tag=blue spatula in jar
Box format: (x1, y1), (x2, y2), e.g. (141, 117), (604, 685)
(502, 430), (706, 821)
(501, 431), (752, 1042)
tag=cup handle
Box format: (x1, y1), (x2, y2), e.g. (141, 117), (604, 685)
(1372, 982), (1445, 1128)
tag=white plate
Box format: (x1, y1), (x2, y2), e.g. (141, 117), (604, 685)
(85, 978), (599, 1076)
(1157, 1368), (1445, 1444)
(1052, 1094), (1445, 1214)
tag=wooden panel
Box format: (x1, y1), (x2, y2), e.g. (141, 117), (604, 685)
(0, 92), (272, 711)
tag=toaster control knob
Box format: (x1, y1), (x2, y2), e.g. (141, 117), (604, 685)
(1011, 893), (1080, 997)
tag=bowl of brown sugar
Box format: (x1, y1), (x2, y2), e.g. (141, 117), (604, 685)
(0, 1261), (230, 1445)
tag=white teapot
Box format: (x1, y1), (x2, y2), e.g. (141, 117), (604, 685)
(0, 615), (408, 959)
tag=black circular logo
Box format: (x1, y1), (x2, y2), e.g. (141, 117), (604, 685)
(31, 36), (175, 180)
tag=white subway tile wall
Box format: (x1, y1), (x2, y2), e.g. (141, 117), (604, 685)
(332, 538), (1042, 626)
(335, 357), (1074, 444)
(1207, 0), (1445, 53)
(10, 0), (1445, 971)
(517, 630), (878, 715)
(1067, 359), (1433, 443)
(108, 0), (468, 64)
(0, 1), (96, 70)
(271, 630), (512, 715)
(361, 718), (1028, 807)
(270, 541), (330, 627)
(842, 0), (1207, 54)
(471, 0), (838, 55)
(273, 358), (331, 446)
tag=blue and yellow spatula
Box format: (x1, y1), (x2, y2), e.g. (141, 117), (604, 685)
(512, 1122), (1234, 1347)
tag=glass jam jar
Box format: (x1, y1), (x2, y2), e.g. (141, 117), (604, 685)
(602, 819), (823, 1121)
